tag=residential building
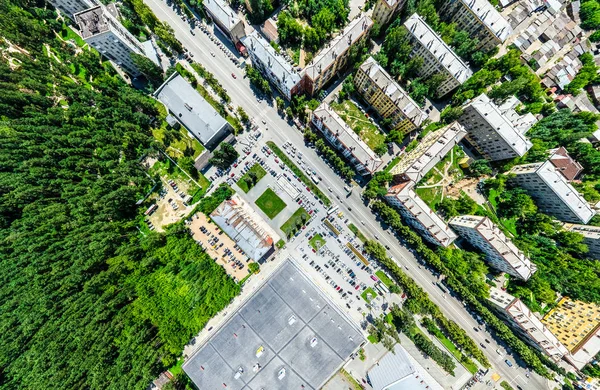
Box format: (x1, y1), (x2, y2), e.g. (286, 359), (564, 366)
(488, 287), (569, 361)
(441, 0), (512, 52)
(210, 194), (279, 261)
(388, 122), (467, 182)
(74, 4), (145, 76)
(355, 56), (428, 134)
(372, 0), (406, 26)
(241, 31), (301, 100)
(497, 96), (538, 134)
(542, 297), (600, 370)
(563, 224), (600, 260)
(459, 94), (533, 161)
(312, 102), (383, 175)
(449, 215), (537, 280)
(203, 0), (245, 44)
(385, 180), (457, 247)
(508, 161), (595, 224)
(49, 0), (97, 19)
(403, 14), (473, 97)
(154, 72), (232, 149)
(368, 344), (444, 390)
(301, 14), (373, 96)
(547, 147), (583, 182)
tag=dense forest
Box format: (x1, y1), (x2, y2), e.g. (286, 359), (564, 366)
(0, 0), (239, 388)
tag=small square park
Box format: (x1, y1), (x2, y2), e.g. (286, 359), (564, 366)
(255, 188), (287, 219)
(236, 163), (267, 193)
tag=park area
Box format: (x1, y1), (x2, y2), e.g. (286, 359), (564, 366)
(236, 163), (267, 193)
(415, 145), (466, 210)
(309, 233), (326, 251)
(280, 207), (310, 238)
(330, 99), (387, 155)
(255, 188), (287, 219)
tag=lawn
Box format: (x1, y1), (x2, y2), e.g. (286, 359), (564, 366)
(255, 188), (287, 219)
(309, 234), (326, 251)
(330, 99), (386, 153)
(60, 24), (86, 47)
(422, 320), (478, 374)
(415, 145), (466, 210)
(236, 163), (267, 193)
(361, 287), (378, 303)
(348, 223), (367, 242)
(375, 270), (394, 288)
(280, 207), (310, 237)
(415, 186), (444, 210)
(152, 103), (205, 160)
(384, 156), (401, 173)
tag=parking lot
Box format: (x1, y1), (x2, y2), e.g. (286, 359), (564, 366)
(189, 212), (250, 281)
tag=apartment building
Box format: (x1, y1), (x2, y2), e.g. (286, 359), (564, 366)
(403, 14), (473, 97)
(385, 180), (457, 247)
(459, 94), (533, 161)
(372, 0), (406, 26)
(449, 215), (537, 280)
(49, 0), (97, 19)
(203, 0), (245, 44)
(355, 56), (428, 134)
(388, 122), (467, 182)
(542, 297), (600, 370)
(74, 5), (145, 76)
(312, 102), (383, 175)
(488, 287), (569, 361)
(441, 0), (512, 52)
(497, 96), (538, 135)
(508, 161), (595, 224)
(563, 224), (600, 260)
(301, 14), (373, 96)
(241, 31), (302, 100)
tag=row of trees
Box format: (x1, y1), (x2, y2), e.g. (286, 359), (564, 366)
(304, 130), (357, 180)
(246, 65), (272, 97)
(197, 183), (235, 215)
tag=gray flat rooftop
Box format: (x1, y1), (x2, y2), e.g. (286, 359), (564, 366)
(183, 260), (364, 389)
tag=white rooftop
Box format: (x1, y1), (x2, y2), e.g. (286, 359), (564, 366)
(404, 13), (473, 84)
(203, 0), (240, 30)
(458, 0), (513, 41)
(359, 57), (428, 128)
(497, 96), (538, 134)
(564, 224), (600, 240)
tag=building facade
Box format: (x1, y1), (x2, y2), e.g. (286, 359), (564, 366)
(301, 14), (373, 96)
(385, 181), (458, 247)
(203, 0), (245, 44)
(563, 224), (600, 260)
(372, 0), (406, 26)
(388, 122), (467, 182)
(312, 103), (383, 175)
(459, 94), (532, 161)
(488, 287), (569, 361)
(355, 56), (428, 134)
(49, 0), (97, 19)
(441, 0), (512, 52)
(403, 13), (473, 97)
(74, 4), (145, 76)
(508, 161), (595, 224)
(241, 31), (301, 100)
(449, 215), (537, 280)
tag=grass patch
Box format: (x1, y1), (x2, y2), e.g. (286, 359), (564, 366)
(239, 273), (252, 285)
(367, 334), (378, 343)
(152, 103), (205, 160)
(148, 158), (201, 196)
(348, 223), (367, 242)
(340, 369), (363, 390)
(276, 239), (286, 249)
(267, 141), (331, 206)
(236, 163), (267, 193)
(375, 270), (394, 288)
(361, 287), (378, 303)
(384, 156), (401, 173)
(414, 186), (444, 210)
(280, 207), (310, 237)
(60, 24), (86, 47)
(309, 233), (326, 251)
(168, 357), (185, 376)
(255, 188), (287, 219)
(330, 99), (386, 152)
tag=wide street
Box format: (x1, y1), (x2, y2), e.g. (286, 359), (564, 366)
(142, 0), (551, 387)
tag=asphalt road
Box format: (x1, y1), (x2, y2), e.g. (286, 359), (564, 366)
(141, 1), (550, 387)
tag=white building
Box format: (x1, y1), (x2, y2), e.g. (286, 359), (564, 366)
(488, 287), (569, 361)
(449, 215), (537, 280)
(497, 96), (538, 135)
(385, 181), (457, 247)
(459, 94), (533, 161)
(312, 102), (383, 175)
(563, 224), (600, 260)
(74, 4), (146, 76)
(372, 0), (406, 26)
(508, 161), (596, 224)
(403, 14), (473, 97)
(203, 0), (245, 43)
(388, 122), (467, 182)
(49, 0), (97, 19)
(241, 31), (302, 100)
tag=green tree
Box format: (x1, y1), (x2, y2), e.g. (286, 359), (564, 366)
(581, 0), (600, 30)
(131, 53), (164, 87)
(209, 142), (239, 169)
(469, 159), (492, 177)
(276, 96), (285, 111)
(248, 262), (260, 274)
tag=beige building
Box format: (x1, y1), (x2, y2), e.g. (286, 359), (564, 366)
(459, 94), (533, 161)
(301, 14), (373, 96)
(449, 215), (537, 280)
(508, 161), (595, 224)
(355, 56), (428, 134)
(388, 122), (467, 182)
(441, 0), (512, 52)
(203, 0), (246, 44)
(563, 224), (600, 260)
(488, 287), (569, 361)
(372, 0), (405, 26)
(403, 14), (473, 97)
(385, 181), (457, 247)
(312, 102), (383, 175)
